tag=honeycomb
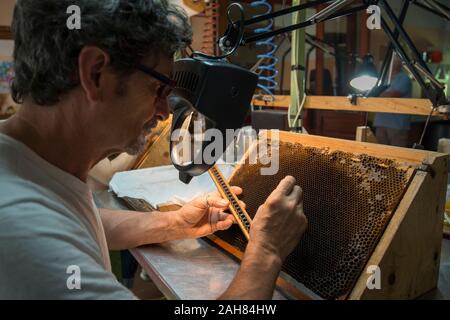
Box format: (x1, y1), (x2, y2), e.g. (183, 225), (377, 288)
(215, 140), (413, 299)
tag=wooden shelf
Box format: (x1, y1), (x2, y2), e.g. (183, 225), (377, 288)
(0, 26), (13, 40)
(252, 95), (444, 117)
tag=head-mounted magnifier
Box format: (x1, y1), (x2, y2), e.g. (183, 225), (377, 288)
(169, 56), (258, 184)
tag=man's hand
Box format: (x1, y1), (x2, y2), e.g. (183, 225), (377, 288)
(219, 176), (307, 299)
(173, 187), (244, 239)
(250, 176), (307, 263)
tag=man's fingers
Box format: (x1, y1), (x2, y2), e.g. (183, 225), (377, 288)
(296, 201), (304, 213)
(203, 185), (244, 210)
(206, 195), (229, 208)
(218, 212), (237, 223)
(216, 219), (234, 231)
(274, 176), (296, 196)
(289, 185), (303, 204)
(218, 211), (235, 222)
(208, 186), (243, 203)
(210, 211), (235, 232)
(230, 186), (243, 195)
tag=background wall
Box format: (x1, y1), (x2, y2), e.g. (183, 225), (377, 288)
(0, 0), (15, 58)
(0, 0), (15, 26)
(370, 2), (450, 63)
(189, 1), (449, 97)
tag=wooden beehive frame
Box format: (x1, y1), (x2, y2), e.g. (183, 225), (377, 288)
(208, 130), (448, 300)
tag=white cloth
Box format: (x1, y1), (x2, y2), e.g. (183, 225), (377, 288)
(0, 133), (135, 299)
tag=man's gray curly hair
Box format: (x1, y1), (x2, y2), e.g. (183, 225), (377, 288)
(11, 0), (192, 105)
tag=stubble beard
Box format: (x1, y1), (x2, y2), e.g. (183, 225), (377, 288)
(124, 119), (158, 156)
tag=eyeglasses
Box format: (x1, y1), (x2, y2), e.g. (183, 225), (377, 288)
(136, 64), (177, 99)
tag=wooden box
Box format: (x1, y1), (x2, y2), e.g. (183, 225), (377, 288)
(209, 130), (448, 300)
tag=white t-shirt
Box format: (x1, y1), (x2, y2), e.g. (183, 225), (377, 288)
(0, 133), (136, 299)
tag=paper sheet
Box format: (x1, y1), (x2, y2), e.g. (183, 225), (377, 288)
(109, 163), (236, 207)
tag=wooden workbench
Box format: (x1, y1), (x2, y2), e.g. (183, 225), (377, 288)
(93, 188), (450, 300)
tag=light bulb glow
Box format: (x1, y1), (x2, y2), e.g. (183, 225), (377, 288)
(350, 75), (378, 92)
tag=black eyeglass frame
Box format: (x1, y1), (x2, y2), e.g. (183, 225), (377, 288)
(135, 64), (177, 98)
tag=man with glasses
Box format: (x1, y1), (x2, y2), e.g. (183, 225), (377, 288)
(0, 0), (307, 299)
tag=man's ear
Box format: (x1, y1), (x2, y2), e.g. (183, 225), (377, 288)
(78, 46), (111, 103)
